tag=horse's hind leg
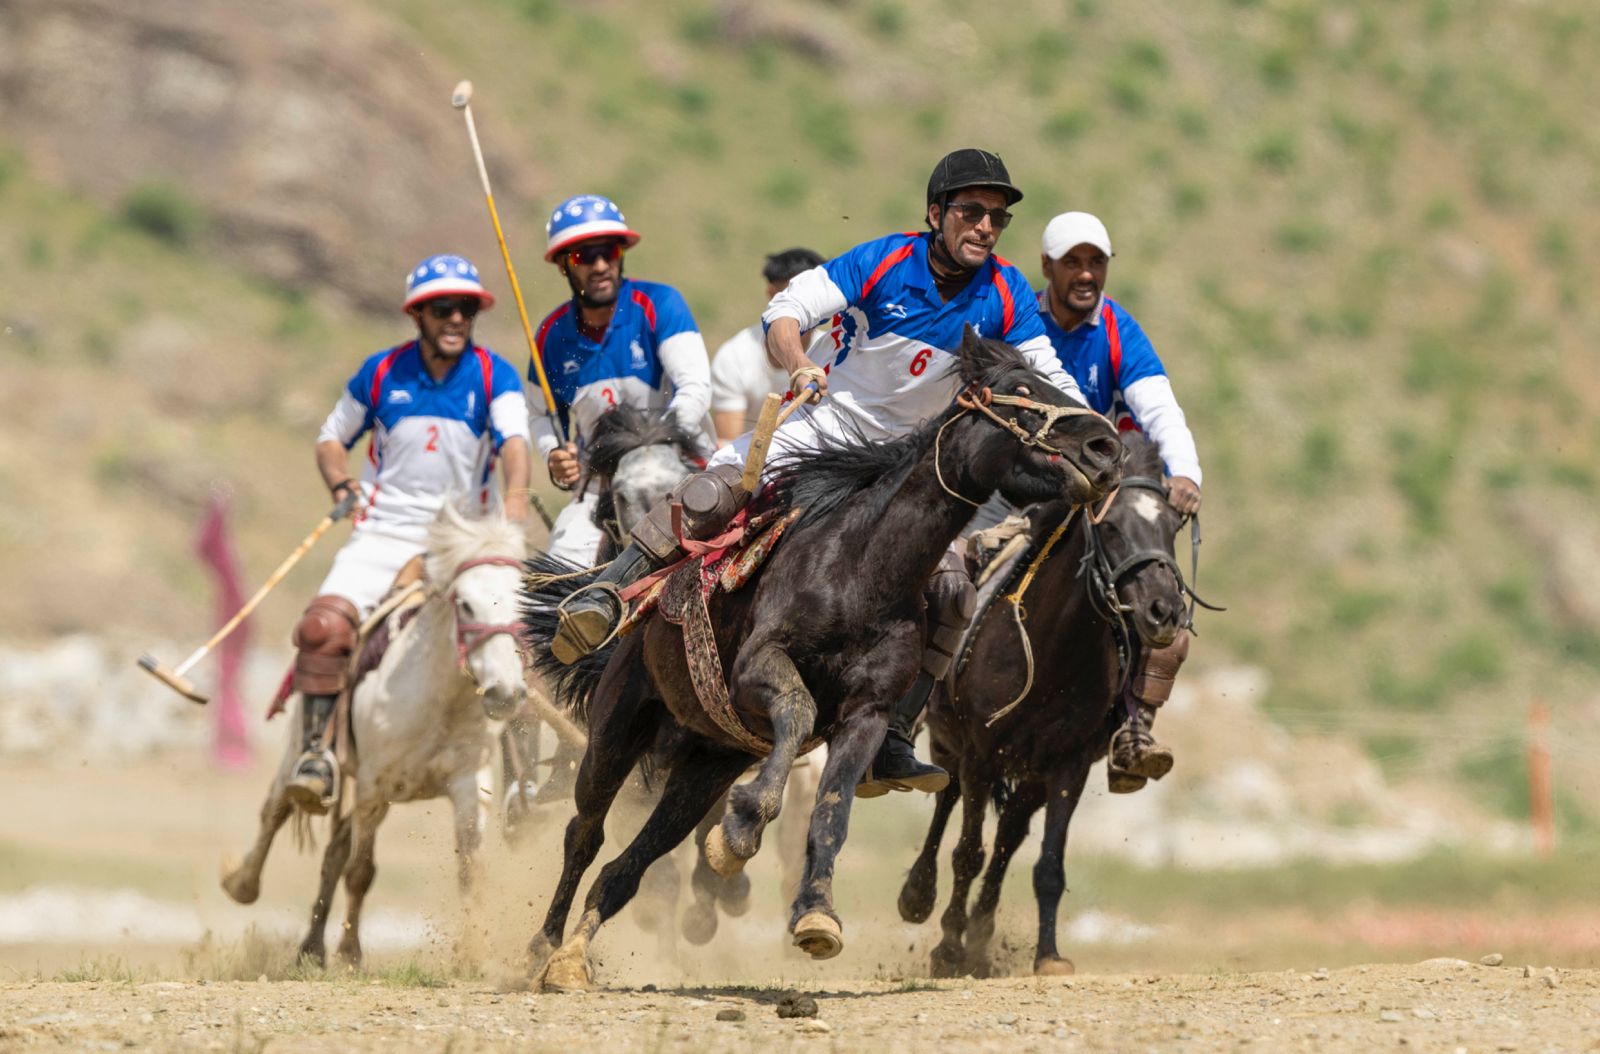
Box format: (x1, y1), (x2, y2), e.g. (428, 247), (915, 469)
(528, 651), (660, 977)
(221, 779), (293, 905)
(334, 800), (388, 968)
(448, 770), (489, 965)
(965, 780), (1046, 976)
(540, 742), (749, 991)
(931, 768), (992, 977)
(710, 644), (817, 872)
(898, 769), (960, 924)
(1033, 758), (1092, 976)
(297, 813), (353, 967)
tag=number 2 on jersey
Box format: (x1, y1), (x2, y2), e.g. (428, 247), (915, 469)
(425, 424), (440, 452)
(909, 347), (932, 377)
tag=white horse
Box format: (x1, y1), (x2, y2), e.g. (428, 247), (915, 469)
(222, 505), (528, 967)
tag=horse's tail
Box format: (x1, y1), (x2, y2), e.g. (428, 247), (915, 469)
(521, 552), (622, 726)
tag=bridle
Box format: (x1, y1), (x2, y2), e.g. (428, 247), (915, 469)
(935, 384), (1107, 506)
(443, 555), (526, 675)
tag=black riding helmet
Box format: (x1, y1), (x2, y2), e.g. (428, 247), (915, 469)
(926, 148), (1024, 210)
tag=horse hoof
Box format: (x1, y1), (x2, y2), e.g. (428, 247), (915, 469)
(897, 878), (935, 924)
(1035, 955), (1076, 977)
(929, 943), (964, 979)
(336, 944), (363, 970)
(791, 912), (844, 961)
(297, 944), (327, 969)
(219, 857), (259, 905)
(539, 949), (593, 992)
(703, 823), (747, 878)
(680, 902), (719, 946)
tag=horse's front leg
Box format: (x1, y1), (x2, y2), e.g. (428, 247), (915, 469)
(898, 759), (960, 924)
(334, 799), (388, 968)
(965, 779), (1046, 976)
(298, 812), (353, 967)
(705, 643), (817, 874)
(540, 743), (750, 991)
(221, 770), (294, 905)
(931, 766), (993, 977)
(528, 650), (660, 978)
(681, 793), (733, 946)
(1033, 757), (1093, 976)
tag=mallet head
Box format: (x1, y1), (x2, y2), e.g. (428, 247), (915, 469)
(138, 654), (210, 705)
(451, 80), (473, 109)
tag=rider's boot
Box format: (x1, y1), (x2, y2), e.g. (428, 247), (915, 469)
(551, 464), (749, 666)
(1107, 628), (1189, 794)
(858, 551), (973, 798)
(283, 595), (357, 813)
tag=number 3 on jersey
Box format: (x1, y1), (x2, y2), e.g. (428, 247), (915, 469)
(601, 387), (617, 407)
(909, 347), (932, 377)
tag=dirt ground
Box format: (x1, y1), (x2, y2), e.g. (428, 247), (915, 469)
(4, 961), (1598, 1052)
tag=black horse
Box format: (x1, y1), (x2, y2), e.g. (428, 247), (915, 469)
(520, 327), (1123, 989)
(898, 432), (1191, 977)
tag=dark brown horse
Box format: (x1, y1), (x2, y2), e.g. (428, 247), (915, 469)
(520, 328), (1122, 989)
(898, 433), (1192, 977)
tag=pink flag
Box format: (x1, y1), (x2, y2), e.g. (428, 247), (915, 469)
(195, 494), (252, 770)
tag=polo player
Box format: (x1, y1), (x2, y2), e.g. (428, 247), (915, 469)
(550, 149), (1090, 797)
(284, 255), (532, 813)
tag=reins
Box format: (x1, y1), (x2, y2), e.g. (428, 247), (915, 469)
(935, 384), (1106, 506)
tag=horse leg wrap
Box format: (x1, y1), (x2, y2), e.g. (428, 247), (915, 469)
(291, 595), (359, 696)
(1131, 628), (1191, 713)
(629, 464), (749, 562)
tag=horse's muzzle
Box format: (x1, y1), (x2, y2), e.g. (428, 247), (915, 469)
(479, 681), (526, 722)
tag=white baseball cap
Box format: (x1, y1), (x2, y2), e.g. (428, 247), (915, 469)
(1042, 211), (1114, 259)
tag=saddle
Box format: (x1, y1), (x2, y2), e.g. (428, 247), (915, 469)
(618, 505), (814, 757)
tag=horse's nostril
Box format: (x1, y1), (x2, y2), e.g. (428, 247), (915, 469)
(1086, 436), (1119, 466)
(1148, 597), (1172, 622)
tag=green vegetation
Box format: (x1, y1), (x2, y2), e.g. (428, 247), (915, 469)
(120, 182), (205, 246)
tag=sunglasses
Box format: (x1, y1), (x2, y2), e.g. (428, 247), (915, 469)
(944, 201), (1013, 230)
(565, 242), (625, 268)
(425, 297), (481, 320)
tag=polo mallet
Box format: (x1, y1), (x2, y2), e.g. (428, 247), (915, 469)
(451, 80), (566, 446)
(138, 492), (359, 704)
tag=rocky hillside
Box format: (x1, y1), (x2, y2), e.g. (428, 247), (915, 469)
(2, 0), (1598, 823)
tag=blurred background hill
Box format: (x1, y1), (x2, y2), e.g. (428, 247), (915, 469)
(2, 0), (1599, 837)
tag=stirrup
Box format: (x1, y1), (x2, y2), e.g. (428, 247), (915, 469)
(286, 748), (340, 815)
(550, 581), (625, 664)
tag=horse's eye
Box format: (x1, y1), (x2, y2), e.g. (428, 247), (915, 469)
(460, 599), (476, 619)
(1015, 385), (1031, 397)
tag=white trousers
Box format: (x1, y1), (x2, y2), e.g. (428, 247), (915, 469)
(706, 402), (875, 481)
(316, 529), (428, 616)
(546, 490), (606, 567)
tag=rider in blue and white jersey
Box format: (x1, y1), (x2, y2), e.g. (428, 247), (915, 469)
(286, 254), (532, 812)
(1039, 210), (1203, 793)
(552, 150), (1089, 796)
(532, 195), (713, 566)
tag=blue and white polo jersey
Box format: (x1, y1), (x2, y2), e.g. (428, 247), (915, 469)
(761, 231), (1084, 437)
(1041, 294), (1202, 484)
(530, 278), (712, 457)
(318, 341), (532, 541)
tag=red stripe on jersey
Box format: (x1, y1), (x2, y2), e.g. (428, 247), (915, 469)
(630, 287), (657, 330)
(861, 240), (916, 299)
(1102, 301), (1122, 385)
(472, 345), (494, 428)
(990, 262), (1015, 334)
(535, 302), (572, 353)
(368, 343), (409, 409)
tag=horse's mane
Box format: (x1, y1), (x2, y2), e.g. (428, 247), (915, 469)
(758, 341), (1046, 530)
(585, 404), (701, 479)
(425, 504), (526, 583)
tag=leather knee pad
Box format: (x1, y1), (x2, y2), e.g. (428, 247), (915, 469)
(921, 551), (977, 681)
(292, 595), (359, 695)
(1132, 627), (1190, 708)
(630, 464), (749, 562)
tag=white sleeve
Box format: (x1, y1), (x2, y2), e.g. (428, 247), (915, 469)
(709, 336), (748, 413)
(1015, 334), (1087, 406)
(529, 412), (561, 458)
(1123, 375), (1203, 485)
(657, 330), (713, 433)
(489, 389), (531, 448)
(762, 265), (848, 334)
(318, 392), (368, 448)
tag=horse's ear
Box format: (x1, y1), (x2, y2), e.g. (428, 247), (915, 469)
(956, 324), (994, 386)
